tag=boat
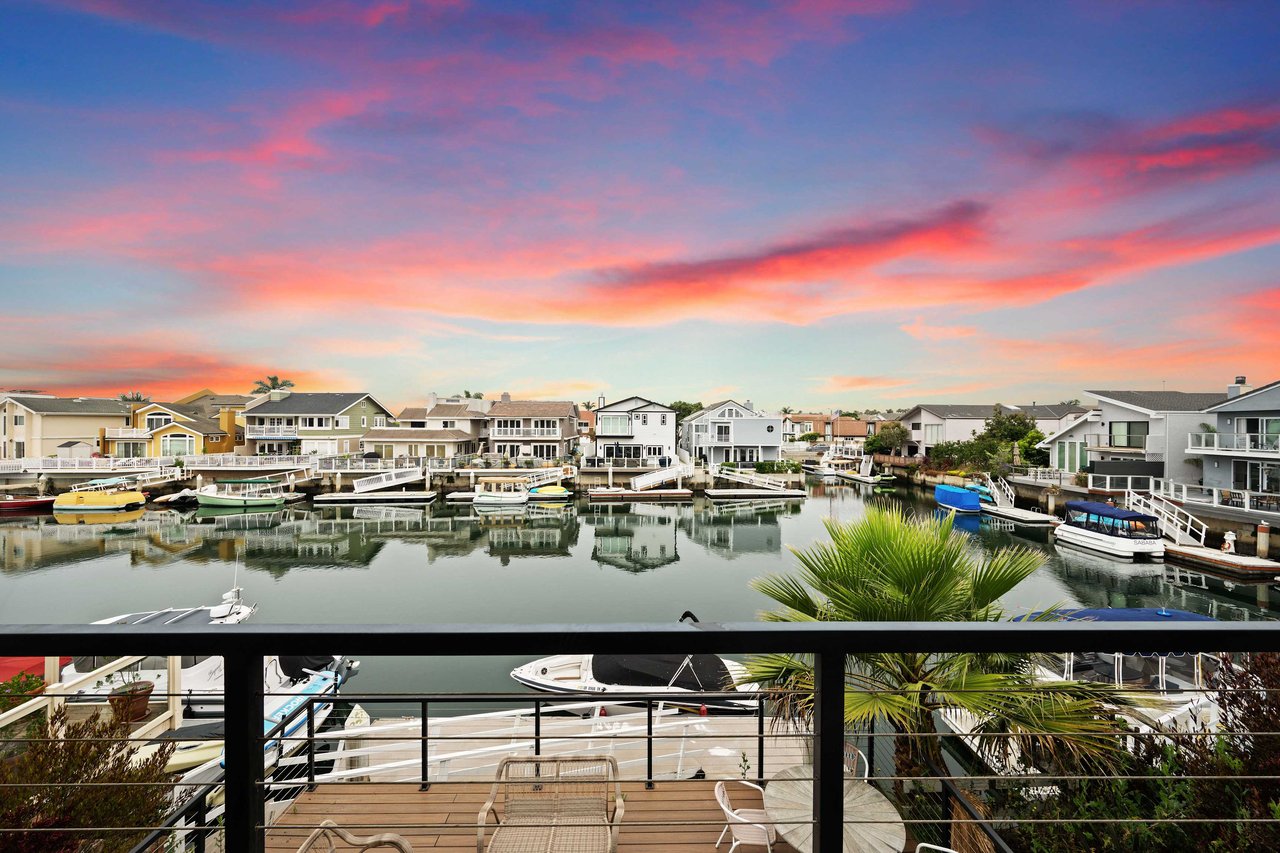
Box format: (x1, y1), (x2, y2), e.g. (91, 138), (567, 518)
(196, 478), (286, 509)
(510, 653), (760, 714)
(528, 484), (572, 502)
(837, 456), (896, 485)
(934, 483), (981, 514)
(1053, 500), (1164, 561)
(472, 476), (529, 506)
(54, 508), (146, 526)
(0, 494), (55, 512)
(53, 477), (146, 512)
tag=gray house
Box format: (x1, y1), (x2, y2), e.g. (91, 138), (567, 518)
(1189, 377), (1280, 504)
(679, 400), (783, 465)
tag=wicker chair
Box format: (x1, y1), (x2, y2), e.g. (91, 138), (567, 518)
(295, 819), (413, 852)
(477, 755), (624, 853)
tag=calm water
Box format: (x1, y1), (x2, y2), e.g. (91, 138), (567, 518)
(2, 480), (1275, 697)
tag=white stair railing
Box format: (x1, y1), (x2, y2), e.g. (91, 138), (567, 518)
(353, 467), (424, 493)
(629, 462), (694, 491)
(1126, 490), (1207, 546)
(524, 467), (572, 488)
(979, 473), (1015, 508)
(712, 464), (788, 491)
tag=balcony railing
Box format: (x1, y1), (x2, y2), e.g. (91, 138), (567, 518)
(3, 621), (1280, 852)
(1084, 432), (1149, 451)
(1087, 473), (1153, 493)
(105, 427), (152, 439)
(490, 427), (563, 438)
(1187, 431), (1280, 455)
(245, 424), (299, 438)
(1152, 478), (1280, 515)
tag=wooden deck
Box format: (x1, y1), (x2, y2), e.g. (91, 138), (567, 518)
(266, 780), (810, 852)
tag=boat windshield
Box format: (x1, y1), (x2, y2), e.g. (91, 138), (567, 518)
(1064, 507), (1161, 539)
(1050, 651), (1219, 694)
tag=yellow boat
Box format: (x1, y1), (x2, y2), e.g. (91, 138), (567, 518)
(528, 484), (572, 502)
(53, 477), (146, 512)
(54, 508), (145, 526)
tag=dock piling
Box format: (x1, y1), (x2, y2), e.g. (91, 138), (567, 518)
(1259, 523), (1271, 560)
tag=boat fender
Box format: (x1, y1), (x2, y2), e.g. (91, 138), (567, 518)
(698, 704), (708, 716)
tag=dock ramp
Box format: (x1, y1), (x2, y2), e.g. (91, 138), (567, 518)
(630, 463), (694, 491)
(1126, 490), (1207, 546)
(712, 464), (790, 491)
(353, 467), (425, 493)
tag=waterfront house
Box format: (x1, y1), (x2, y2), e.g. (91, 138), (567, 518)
(781, 413), (831, 441)
(102, 401), (240, 458)
(830, 415), (869, 450)
(679, 400), (783, 465)
(1037, 389), (1226, 481)
(589, 396), (677, 467)
(898, 403), (1087, 457)
(1185, 377), (1280, 507)
(485, 393), (580, 460)
(241, 390), (395, 455)
(0, 394), (132, 459)
(362, 393), (490, 459)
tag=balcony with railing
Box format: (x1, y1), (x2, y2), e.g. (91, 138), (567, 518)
(1152, 478), (1280, 516)
(1187, 431), (1280, 457)
(490, 427), (564, 439)
(105, 427), (153, 439)
(245, 423), (300, 439)
(1083, 432), (1150, 452)
(3, 621), (1278, 852)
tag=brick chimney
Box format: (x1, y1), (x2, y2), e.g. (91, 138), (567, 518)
(501, 391), (511, 403)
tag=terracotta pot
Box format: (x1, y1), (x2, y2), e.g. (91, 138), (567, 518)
(108, 680), (155, 723)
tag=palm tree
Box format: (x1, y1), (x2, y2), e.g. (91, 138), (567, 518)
(581, 401), (596, 411)
(251, 376), (295, 395)
(744, 504), (1131, 775)
(462, 390), (485, 400)
(779, 406), (794, 414)
(118, 391), (148, 403)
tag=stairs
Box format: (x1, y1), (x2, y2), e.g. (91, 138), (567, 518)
(979, 473), (1016, 508)
(134, 467), (185, 488)
(1126, 490), (1207, 546)
(712, 464), (789, 491)
(630, 463), (694, 491)
(353, 467), (424, 493)
(524, 467), (572, 488)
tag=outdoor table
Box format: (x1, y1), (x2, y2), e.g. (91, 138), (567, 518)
(762, 764), (906, 853)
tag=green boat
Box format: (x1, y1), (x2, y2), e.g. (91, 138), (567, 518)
(195, 478), (286, 509)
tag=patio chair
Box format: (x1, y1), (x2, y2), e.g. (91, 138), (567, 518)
(714, 780), (777, 852)
(915, 845), (958, 853)
(294, 820), (413, 852)
(844, 742), (869, 779)
(478, 755), (623, 853)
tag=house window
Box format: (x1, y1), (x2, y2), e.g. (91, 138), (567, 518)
(374, 416), (386, 428)
(716, 424), (731, 441)
(723, 407), (741, 418)
(373, 444), (395, 458)
(1110, 421), (1149, 449)
(533, 419), (556, 431)
(13, 415), (24, 426)
(117, 442), (146, 458)
(660, 414), (667, 426)
(145, 414), (172, 431)
(532, 444), (558, 459)
(336, 416), (350, 429)
(361, 416), (367, 428)
(15, 441), (24, 457)
(441, 420), (456, 429)
(645, 445), (664, 457)
(160, 435), (195, 456)
(410, 421), (426, 428)
(641, 414), (648, 426)
(923, 424), (941, 444)
(694, 423), (708, 434)
(598, 414), (629, 435)
(910, 422), (922, 431)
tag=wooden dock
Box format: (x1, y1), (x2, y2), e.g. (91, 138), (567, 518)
(981, 504), (1058, 526)
(1165, 543), (1280, 577)
(313, 491), (437, 505)
(588, 489), (694, 503)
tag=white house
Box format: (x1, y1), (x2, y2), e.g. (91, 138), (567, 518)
(588, 396), (677, 467)
(1037, 389), (1227, 480)
(679, 400), (783, 465)
(362, 393), (490, 458)
(898, 403), (1087, 457)
(0, 395), (133, 459)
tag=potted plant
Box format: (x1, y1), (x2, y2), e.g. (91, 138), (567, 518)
(96, 667), (155, 724)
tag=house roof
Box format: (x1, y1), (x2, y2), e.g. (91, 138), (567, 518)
(831, 418), (868, 437)
(361, 428), (475, 442)
(487, 400), (578, 418)
(245, 392), (385, 416)
(906, 403), (1087, 420)
(5, 396), (133, 416)
(1036, 410), (1100, 447)
(1085, 390), (1226, 414)
(683, 400), (761, 423)
(1203, 379), (1280, 413)
(596, 396), (675, 413)
(57, 440), (92, 448)
(397, 403), (485, 421)
(144, 403), (227, 436)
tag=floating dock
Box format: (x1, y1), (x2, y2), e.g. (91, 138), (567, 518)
(312, 491), (437, 505)
(1165, 543), (1280, 578)
(706, 488), (807, 500)
(981, 504), (1059, 526)
(587, 488), (693, 503)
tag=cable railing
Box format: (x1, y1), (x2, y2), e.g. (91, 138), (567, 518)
(1, 621), (1279, 853)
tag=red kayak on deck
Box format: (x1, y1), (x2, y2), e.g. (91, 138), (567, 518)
(0, 657), (70, 682)
(0, 495), (56, 512)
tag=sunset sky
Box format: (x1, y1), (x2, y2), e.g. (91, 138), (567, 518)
(2, 0), (1278, 411)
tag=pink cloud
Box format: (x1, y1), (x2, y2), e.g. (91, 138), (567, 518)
(899, 318), (979, 340)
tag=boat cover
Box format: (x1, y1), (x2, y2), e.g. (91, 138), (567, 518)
(280, 655), (336, 680)
(935, 484), (981, 512)
(1015, 607), (1215, 623)
(1064, 501), (1157, 522)
(592, 654), (732, 691)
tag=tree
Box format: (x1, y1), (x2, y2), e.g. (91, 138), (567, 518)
(251, 375), (295, 395)
(667, 401), (703, 424)
(581, 401), (596, 411)
(0, 707), (175, 852)
(983, 406), (1039, 443)
(865, 421), (909, 455)
(462, 390), (484, 399)
(744, 506), (1131, 776)
(117, 391), (148, 403)
(1058, 399), (1081, 407)
(1019, 428), (1050, 467)
(779, 406), (795, 414)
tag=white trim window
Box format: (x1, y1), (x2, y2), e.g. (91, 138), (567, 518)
(660, 414), (667, 426)
(645, 445), (664, 457)
(336, 416), (350, 429)
(361, 416), (368, 428)
(145, 413), (172, 431)
(13, 414), (24, 426)
(374, 416), (387, 428)
(160, 434), (196, 456)
(441, 420), (456, 429)
(716, 424), (731, 442)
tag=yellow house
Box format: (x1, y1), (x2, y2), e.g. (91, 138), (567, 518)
(102, 402), (241, 458)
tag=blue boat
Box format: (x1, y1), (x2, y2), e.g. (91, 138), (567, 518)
(935, 483), (981, 513)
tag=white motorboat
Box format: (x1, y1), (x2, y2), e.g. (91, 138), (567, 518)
(1053, 500), (1165, 561)
(511, 653), (760, 714)
(837, 455), (895, 485)
(472, 476), (530, 506)
(196, 478), (286, 509)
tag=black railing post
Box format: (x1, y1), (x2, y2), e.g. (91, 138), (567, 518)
(224, 650), (265, 853)
(193, 789), (208, 853)
(420, 700), (430, 790)
(645, 699), (655, 789)
(813, 650), (845, 853)
(757, 692), (766, 788)
(306, 695), (317, 788)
